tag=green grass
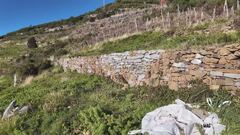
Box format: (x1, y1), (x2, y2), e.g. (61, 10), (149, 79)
(75, 30), (240, 56)
(0, 68), (239, 135)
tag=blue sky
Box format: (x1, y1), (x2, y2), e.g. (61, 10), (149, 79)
(0, 0), (115, 35)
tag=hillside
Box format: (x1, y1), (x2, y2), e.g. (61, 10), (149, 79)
(0, 0), (240, 134)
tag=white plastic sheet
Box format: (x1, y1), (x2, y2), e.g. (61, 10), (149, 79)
(128, 99), (226, 135)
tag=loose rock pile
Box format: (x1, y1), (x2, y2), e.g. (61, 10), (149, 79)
(58, 44), (240, 91)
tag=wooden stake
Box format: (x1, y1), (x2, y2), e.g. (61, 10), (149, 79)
(13, 73), (17, 87)
(212, 7), (216, 22)
(224, 0), (229, 18)
(238, 0), (240, 10)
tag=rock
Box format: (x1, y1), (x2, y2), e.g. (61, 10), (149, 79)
(200, 50), (212, 56)
(137, 74), (145, 81)
(189, 70), (207, 78)
(234, 51), (240, 57)
(224, 78), (235, 86)
(224, 73), (240, 79)
(191, 59), (202, 65)
(210, 71), (223, 77)
(168, 81), (178, 90)
(226, 54), (238, 60)
(218, 57), (227, 64)
(195, 54), (204, 59)
(203, 57), (219, 64)
(172, 62), (187, 68)
(218, 48), (231, 56)
(18, 105), (30, 115)
(210, 85), (220, 90)
(2, 100), (16, 119)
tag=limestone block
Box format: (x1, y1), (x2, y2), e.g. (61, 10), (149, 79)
(191, 59), (202, 65)
(218, 57), (227, 64)
(168, 81), (178, 90)
(195, 53), (204, 59)
(218, 48), (231, 56)
(226, 54), (238, 60)
(172, 62), (187, 68)
(189, 70), (207, 78)
(235, 82), (240, 87)
(234, 51), (240, 57)
(224, 73), (240, 79)
(210, 85), (220, 90)
(210, 71), (223, 77)
(203, 57), (219, 64)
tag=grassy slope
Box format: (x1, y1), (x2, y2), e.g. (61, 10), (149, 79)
(0, 2), (240, 135)
(75, 20), (240, 56)
(0, 68), (239, 135)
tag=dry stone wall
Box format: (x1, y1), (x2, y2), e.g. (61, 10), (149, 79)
(58, 44), (240, 91)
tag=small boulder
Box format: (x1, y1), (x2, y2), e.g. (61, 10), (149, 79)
(218, 48), (231, 56)
(234, 51), (240, 57)
(191, 59), (202, 65)
(226, 54), (238, 60)
(2, 100), (16, 119)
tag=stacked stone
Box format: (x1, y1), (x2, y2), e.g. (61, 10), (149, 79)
(58, 44), (240, 91)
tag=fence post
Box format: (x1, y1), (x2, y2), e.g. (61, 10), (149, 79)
(224, 0), (229, 18)
(13, 73), (17, 87)
(237, 0), (240, 10)
(212, 7), (216, 22)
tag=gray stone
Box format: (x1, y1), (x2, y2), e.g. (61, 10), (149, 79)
(2, 100), (16, 119)
(191, 59), (202, 65)
(138, 74), (145, 81)
(224, 73), (240, 79)
(235, 82), (240, 87)
(210, 71), (223, 77)
(172, 62), (187, 68)
(18, 106), (30, 115)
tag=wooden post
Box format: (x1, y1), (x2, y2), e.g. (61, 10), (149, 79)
(238, 0), (240, 10)
(13, 73), (17, 87)
(212, 7), (216, 22)
(161, 10), (165, 29)
(200, 8), (204, 22)
(177, 5), (180, 26)
(188, 8), (192, 26)
(231, 6), (234, 16)
(167, 12), (171, 28)
(135, 18), (138, 32)
(194, 8), (197, 23)
(185, 11), (188, 26)
(224, 0), (229, 18)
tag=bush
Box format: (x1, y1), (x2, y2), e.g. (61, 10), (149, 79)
(27, 37), (38, 48)
(233, 17), (240, 30)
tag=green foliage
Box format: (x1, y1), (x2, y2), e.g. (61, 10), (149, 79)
(14, 41), (68, 76)
(0, 71), (239, 134)
(76, 30), (240, 56)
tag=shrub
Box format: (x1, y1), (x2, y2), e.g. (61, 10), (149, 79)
(233, 17), (240, 30)
(27, 37), (38, 48)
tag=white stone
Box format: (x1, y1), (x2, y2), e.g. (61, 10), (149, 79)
(138, 74), (145, 81)
(210, 71), (223, 77)
(195, 54), (204, 59)
(235, 82), (240, 87)
(224, 73), (240, 79)
(172, 62), (187, 68)
(191, 59), (202, 65)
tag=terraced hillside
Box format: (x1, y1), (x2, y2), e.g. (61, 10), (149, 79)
(0, 0), (240, 134)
